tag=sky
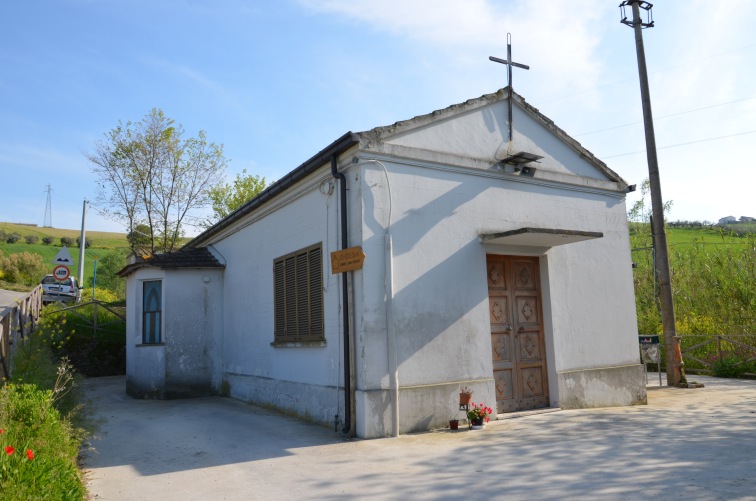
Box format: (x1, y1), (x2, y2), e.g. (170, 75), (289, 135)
(1, 0), (754, 235)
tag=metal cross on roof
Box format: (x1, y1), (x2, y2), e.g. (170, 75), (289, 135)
(489, 33), (530, 142)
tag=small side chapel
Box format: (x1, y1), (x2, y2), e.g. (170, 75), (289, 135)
(119, 86), (647, 439)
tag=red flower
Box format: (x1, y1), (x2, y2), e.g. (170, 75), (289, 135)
(5, 446), (14, 455)
(0, 429), (4, 434)
(26, 449), (34, 460)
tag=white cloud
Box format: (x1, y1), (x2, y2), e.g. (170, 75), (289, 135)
(299, 0), (607, 99)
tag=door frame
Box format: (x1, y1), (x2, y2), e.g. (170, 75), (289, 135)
(484, 249), (558, 412)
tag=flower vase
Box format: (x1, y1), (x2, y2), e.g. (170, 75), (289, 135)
(470, 418), (485, 430)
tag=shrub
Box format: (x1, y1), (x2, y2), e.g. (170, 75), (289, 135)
(5, 233), (21, 244)
(23, 235), (39, 245)
(0, 252), (47, 287)
(75, 237), (91, 249)
(60, 237), (74, 246)
(39, 302), (126, 377)
(711, 356), (747, 378)
(41, 236), (54, 245)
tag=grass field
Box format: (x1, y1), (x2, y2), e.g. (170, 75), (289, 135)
(0, 221), (128, 249)
(667, 227), (752, 247)
(630, 224), (753, 248)
(0, 222), (130, 291)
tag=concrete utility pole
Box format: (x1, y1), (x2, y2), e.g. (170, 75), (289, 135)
(620, 1), (683, 386)
(78, 199), (88, 289)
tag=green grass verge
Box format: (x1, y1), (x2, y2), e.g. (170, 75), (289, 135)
(1, 330), (89, 500)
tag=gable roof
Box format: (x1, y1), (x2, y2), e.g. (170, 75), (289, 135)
(359, 88), (627, 187)
(186, 88), (626, 249)
(117, 247), (225, 277)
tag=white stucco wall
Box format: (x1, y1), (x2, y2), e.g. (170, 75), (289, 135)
(353, 149), (641, 435)
(211, 168), (348, 427)
(125, 267), (224, 398)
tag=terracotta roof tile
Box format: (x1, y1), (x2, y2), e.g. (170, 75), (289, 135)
(117, 247), (224, 277)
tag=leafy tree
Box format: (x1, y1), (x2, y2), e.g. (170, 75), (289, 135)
(42, 236), (54, 245)
(86, 108), (227, 254)
(126, 223), (152, 251)
(60, 237), (74, 246)
(24, 235), (39, 245)
(627, 178), (673, 250)
(6, 233), (21, 244)
(88, 249), (129, 299)
(203, 169), (266, 227)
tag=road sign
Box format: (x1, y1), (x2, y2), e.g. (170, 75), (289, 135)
(52, 246), (75, 266)
(53, 265), (71, 281)
(331, 246), (366, 274)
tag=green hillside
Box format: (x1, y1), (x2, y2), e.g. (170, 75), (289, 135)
(0, 221), (129, 249)
(0, 222), (131, 293)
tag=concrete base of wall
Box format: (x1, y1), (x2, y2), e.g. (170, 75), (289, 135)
(223, 372), (341, 429)
(557, 364), (647, 409)
(356, 379), (495, 439)
(126, 344), (166, 399)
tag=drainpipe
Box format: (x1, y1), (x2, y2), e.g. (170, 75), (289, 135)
(385, 232), (399, 437)
(331, 155), (352, 435)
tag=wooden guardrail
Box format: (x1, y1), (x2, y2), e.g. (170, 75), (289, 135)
(0, 285), (42, 379)
(679, 334), (756, 377)
(642, 333), (756, 378)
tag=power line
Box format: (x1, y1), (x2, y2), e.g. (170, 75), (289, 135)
(575, 96), (756, 137)
(602, 129), (756, 159)
(541, 42), (756, 104)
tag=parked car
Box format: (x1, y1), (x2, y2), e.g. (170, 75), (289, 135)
(41, 275), (82, 304)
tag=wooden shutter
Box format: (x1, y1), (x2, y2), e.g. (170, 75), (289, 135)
(273, 244), (323, 342)
(308, 247), (323, 338)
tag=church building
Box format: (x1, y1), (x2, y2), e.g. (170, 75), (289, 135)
(119, 87), (646, 439)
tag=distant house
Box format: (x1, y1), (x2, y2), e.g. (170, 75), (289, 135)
(739, 216), (755, 223)
(119, 88), (646, 438)
(719, 216), (737, 224)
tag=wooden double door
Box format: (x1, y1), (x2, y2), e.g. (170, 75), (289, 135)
(487, 255), (549, 413)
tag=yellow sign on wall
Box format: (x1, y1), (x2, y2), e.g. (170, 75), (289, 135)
(331, 246), (366, 274)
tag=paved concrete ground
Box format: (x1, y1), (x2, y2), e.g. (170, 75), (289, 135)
(0, 288), (27, 315)
(82, 374), (756, 500)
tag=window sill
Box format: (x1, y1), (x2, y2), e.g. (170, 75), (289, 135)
(270, 340), (326, 348)
(136, 343), (165, 347)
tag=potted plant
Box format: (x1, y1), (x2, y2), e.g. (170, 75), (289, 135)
(466, 402), (493, 430)
(459, 386), (473, 406)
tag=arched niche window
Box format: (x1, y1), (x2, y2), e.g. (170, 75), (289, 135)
(142, 280), (162, 344)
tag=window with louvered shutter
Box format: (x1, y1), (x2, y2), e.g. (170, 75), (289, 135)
(273, 244), (324, 342)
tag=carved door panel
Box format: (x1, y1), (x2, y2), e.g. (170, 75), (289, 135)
(488, 255), (549, 414)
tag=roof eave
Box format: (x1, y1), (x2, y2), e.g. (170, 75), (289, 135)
(186, 131), (361, 249)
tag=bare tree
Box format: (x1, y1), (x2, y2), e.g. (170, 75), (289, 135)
(86, 108), (227, 254)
